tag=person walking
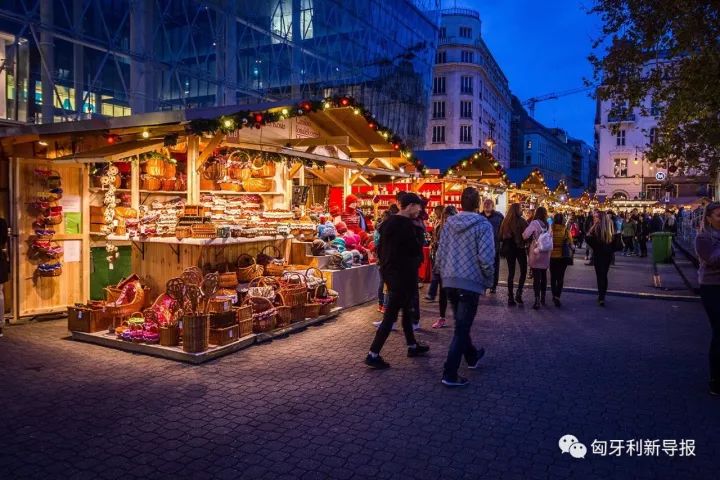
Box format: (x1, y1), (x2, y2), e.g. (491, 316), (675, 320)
(549, 213), (573, 307)
(481, 198), (504, 294)
(637, 213), (650, 258)
(365, 193), (429, 369)
(0, 217), (8, 338)
(425, 206), (445, 302)
(523, 207), (552, 309)
(431, 206), (457, 328)
(694, 202), (720, 396)
(586, 211), (616, 306)
(584, 210), (595, 264)
(436, 187), (495, 387)
(499, 203), (529, 306)
(621, 214), (637, 256)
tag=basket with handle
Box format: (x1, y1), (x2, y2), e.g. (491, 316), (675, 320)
(275, 294), (292, 328)
(279, 272), (308, 308)
(246, 277), (278, 300)
(218, 263), (239, 288)
(257, 245), (286, 276)
(236, 254), (263, 283)
(243, 296), (276, 333)
(304, 267), (328, 298)
(303, 302), (322, 319)
(249, 155), (277, 178)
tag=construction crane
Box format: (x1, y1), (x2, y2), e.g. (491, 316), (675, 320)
(522, 86), (594, 117)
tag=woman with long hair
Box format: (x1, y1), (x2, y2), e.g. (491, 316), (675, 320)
(499, 203), (529, 306)
(586, 211), (615, 306)
(431, 205), (457, 328)
(694, 202), (720, 396)
(549, 213), (573, 307)
(523, 206), (551, 309)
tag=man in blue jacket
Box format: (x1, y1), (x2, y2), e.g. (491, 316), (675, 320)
(436, 187), (495, 387)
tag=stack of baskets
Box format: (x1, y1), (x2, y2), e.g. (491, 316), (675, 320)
(243, 296), (276, 333)
(279, 272), (309, 323)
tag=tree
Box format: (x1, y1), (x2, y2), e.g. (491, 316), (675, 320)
(588, 0), (720, 178)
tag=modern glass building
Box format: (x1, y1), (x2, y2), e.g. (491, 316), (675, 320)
(0, 0), (437, 146)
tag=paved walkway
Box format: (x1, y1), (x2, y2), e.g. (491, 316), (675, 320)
(0, 277), (717, 479)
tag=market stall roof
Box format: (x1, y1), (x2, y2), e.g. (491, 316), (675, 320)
(53, 139), (166, 163)
(553, 179), (569, 200)
(0, 97), (415, 177)
(517, 168), (551, 196)
(414, 148), (509, 189)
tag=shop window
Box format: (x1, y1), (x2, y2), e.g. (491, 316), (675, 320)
(613, 158), (628, 177)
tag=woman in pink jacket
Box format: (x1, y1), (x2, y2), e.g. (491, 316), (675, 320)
(523, 207), (552, 309)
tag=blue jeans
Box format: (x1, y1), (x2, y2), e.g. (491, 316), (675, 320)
(427, 272), (440, 299)
(443, 288), (481, 380)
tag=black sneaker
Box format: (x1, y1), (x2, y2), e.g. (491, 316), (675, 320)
(553, 297), (561, 307)
(407, 343), (430, 357)
(441, 376), (469, 387)
(467, 347), (486, 369)
(365, 354), (390, 369)
(710, 382), (720, 396)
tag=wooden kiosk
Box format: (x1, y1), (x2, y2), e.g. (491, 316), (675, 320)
(0, 97), (418, 324)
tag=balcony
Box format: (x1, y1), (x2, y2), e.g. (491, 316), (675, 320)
(607, 112), (636, 123)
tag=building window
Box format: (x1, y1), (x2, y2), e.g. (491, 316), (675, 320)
(613, 158), (628, 177)
(460, 76), (473, 95)
(439, 27), (446, 39)
(616, 129), (626, 146)
(459, 26), (472, 38)
(433, 76), (446, 95)
(461, 50), (473, 63)
(460, 125), (472, 144)
(650, 100), (660, 117)
(526, 140), (532, 150)
(460, 101), (472, 119)
(478, 79), (483, 100)
(648, 127), (658, 145)
(432, 101), (445, 119)
(435, 51), (446, 64)
(432, 125), (445, 144)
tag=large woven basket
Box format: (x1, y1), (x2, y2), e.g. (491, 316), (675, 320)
(279, 272), (308, 307)
(235, 305), (253, 337)
(236, 254), (262, 283)
(304, 302), (322, 319)
(243, 296), (276, 333)
(182, 314), (209, 353)
(242, 178), (273, 193)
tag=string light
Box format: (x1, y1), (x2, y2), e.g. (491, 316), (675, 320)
(142, 130), (150, 139)
(223, 118), (234, 128)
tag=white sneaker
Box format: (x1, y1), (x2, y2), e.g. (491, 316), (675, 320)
(373, 321), (397, 331)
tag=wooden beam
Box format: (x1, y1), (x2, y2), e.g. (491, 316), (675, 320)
(288, 163), (303, 178)
(324, 110), (366, 148)
(348, 173), (363, 184)
(196, 133), (225, 168)
(284, 136), (349, 147)
(308, 168), (338, 186)
(355, 175), (372, 187)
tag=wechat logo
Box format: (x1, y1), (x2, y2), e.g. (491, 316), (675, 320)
(559, 434), (587, 459)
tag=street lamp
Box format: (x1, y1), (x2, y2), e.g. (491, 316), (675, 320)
(485, 138), (495, 153)
(634, 146), (645, 199)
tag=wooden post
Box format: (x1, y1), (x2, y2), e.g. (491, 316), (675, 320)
(81, 164), (90, 302)
(187, 135), (199, 204)
(343, 167), (351, 199)
(130, 156), (140, 211)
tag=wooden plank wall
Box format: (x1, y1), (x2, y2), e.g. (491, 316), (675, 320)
(132, 239), (293, 300)
(16, 159), (87, 317)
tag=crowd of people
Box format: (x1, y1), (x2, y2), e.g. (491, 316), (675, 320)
(361, 188), (718, 396)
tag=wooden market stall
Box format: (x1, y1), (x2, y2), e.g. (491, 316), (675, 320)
(508, 168), (552, 211)
(438, 148), (511, 212)
(0, 97), (419, 328)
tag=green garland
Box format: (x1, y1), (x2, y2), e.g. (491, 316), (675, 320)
(187, 96), (425, 175)
(441, 148), (510, 186)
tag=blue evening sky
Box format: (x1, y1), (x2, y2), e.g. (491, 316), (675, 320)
(464, 0), (602, 145)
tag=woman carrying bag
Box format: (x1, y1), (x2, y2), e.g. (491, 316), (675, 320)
(523, 207), (552, 310)
(431, 206), (457, 328)
(549, 213), (573, 307)
(499, 203), (529, 306)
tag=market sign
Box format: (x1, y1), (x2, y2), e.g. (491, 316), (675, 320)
(655, 171), (667, 181)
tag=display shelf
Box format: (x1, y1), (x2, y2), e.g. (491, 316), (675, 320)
(106, 234), (292, 246)
(89, 188), (185, 195)
(200, 190), (284, 196)
(89, 187), (130, 193)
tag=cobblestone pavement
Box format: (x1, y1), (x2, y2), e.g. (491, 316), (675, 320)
(0, 288), (718, 479)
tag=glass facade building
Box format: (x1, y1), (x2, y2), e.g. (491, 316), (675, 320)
(0, 0), (437, 146)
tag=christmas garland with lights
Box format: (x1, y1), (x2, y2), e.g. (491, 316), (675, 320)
(440, 148), (510, 186)
(187, 96), (425, 174)
(519, 168), (551, 195)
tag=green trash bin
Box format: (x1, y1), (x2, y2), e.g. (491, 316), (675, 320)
(650, 232), (673, 263)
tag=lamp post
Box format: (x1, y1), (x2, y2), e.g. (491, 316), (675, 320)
(634, 146), (644, 199)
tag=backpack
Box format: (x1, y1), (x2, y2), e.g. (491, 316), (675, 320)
(535, 225), (554, 253)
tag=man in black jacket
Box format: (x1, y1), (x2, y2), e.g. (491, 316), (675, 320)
(366, 193), (429, 369)
(481, 199), (504, 294)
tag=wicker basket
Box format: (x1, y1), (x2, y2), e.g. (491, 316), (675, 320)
(290, 305), (305, 323)
(218, 263), (239, 288)
(236, 254), (262, 282)
(243, 296), (276, 333)
(250, 158), (276, 178)
(242, 178), (273, 193)
(191, 223), (216, 238)
(304, 302), (322, 319)
(319, 297), (338, 316)
(159, 325), (180, 346)
(163, 162), (177, 179)
(143, 158), (166, 177)
(235, 305), (253, 337)
(37, 265), (63, 277)
(207, 296), (233, 313)
(275, 306), (292, 328)
(182, 314), (209, 353)
(161, 177), (176, 191)
(257, 245), (286, 276)
(175, 226), (191, 240)
(279, 272), (308, 307)
(219, 181), (242, 192)
(209, 324), (239, 346)
(141, 175), (162, 191)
